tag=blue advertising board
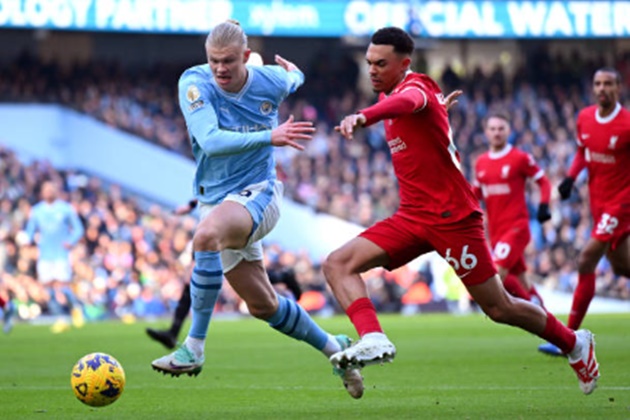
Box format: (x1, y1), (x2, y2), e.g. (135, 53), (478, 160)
(0, 0), (628, 38)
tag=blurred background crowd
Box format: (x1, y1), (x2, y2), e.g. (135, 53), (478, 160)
(1, 45), (629, 324)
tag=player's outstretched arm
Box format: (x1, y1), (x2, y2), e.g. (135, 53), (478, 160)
(271, 115), (315, 150)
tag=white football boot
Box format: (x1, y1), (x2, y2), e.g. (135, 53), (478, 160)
(333, 335), (365, 399)
(330, 332), (396, 370)
(151, 343), (204, 377)
(568, 329), (600, 395)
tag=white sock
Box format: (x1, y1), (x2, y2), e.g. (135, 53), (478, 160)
(184, 336), (205, 359)
(363, 332), (387, 341)
(321, 334), (343, 357)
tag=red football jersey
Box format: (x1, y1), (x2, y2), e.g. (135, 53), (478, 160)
(474, 145), (544, 242)
(361, 73), (480, 224)
(576, 103), (630, 208)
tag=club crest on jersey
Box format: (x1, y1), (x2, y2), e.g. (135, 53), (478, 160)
(609, 135), (619, 149)
(435, 93), (446, 105)
(260, 101), (273, 115)
(501, 165), (511, 178)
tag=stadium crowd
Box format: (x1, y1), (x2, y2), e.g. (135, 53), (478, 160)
(0, 146), (346, 321)
(1, 46), (629, 324)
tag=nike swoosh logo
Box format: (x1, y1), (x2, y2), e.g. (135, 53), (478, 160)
(168, 361), (194, 370)
(460, 271), (472, 278)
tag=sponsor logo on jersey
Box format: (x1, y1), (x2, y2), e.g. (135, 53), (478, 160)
(260, 101), (273, 115)
(388, 137), (407, 154)
(225, 123), (269, 133)
(585, 148), (616, 164)
(481, 183), (511, 196)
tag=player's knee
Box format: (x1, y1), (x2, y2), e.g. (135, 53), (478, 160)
(576, 252), (598, 274)
(322, 250), (349, 282)
(192, 226), (221, 251)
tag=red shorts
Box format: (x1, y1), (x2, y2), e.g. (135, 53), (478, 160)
(490, 223), (530, 276)
(360, 211), (497, 286)
(591, 203), (630, 250)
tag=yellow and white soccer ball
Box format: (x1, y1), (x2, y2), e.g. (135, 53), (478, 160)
(70, 352), (126, 407)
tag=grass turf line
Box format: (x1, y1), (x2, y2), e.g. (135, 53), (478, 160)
(1, 313), (628, 419)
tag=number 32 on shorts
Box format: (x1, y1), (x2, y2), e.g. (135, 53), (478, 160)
(444, 245), (478, 272)
(596, 213), (619, 236)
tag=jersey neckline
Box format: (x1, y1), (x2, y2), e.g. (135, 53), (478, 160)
(212, 67), (255, 101)
(595, 102), (621, 124)
(488, 144), (512, 160)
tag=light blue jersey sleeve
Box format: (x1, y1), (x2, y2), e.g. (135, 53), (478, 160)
(178, 69), (272, 157)
(261, 65), (304, 101)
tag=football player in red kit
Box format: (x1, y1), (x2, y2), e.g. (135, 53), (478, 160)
(473, 113), (550, 306)
(539, 68), (630, 356)
(323, 26), (599, 395)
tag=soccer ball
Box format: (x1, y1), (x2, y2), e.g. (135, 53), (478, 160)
(70, 352), (126, 407)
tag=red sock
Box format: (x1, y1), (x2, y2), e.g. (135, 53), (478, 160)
(540, 312), (576, 354)
(568, 273), (596, 330)
(502, 274), (531, 301)
(346, 297), (383, 337)
(529, 285), (545, 309)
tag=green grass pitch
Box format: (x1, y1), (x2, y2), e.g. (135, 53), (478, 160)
(1, 313), (629, 419)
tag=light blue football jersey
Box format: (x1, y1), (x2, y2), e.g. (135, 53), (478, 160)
(178, 63), (304, 204)
(24, 200), (84, 261)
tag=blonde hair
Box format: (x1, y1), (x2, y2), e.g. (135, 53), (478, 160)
(205, 19), (247, 50)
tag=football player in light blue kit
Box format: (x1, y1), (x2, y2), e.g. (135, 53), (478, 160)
(23, 180), (85, 331)
(150, 20), (364, 398)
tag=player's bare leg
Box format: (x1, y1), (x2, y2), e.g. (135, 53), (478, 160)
(468, 275), (599, 394)
(467, 275), (548, 331)
(607, 235), (630, 277)
(324, 238), (396, 370)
